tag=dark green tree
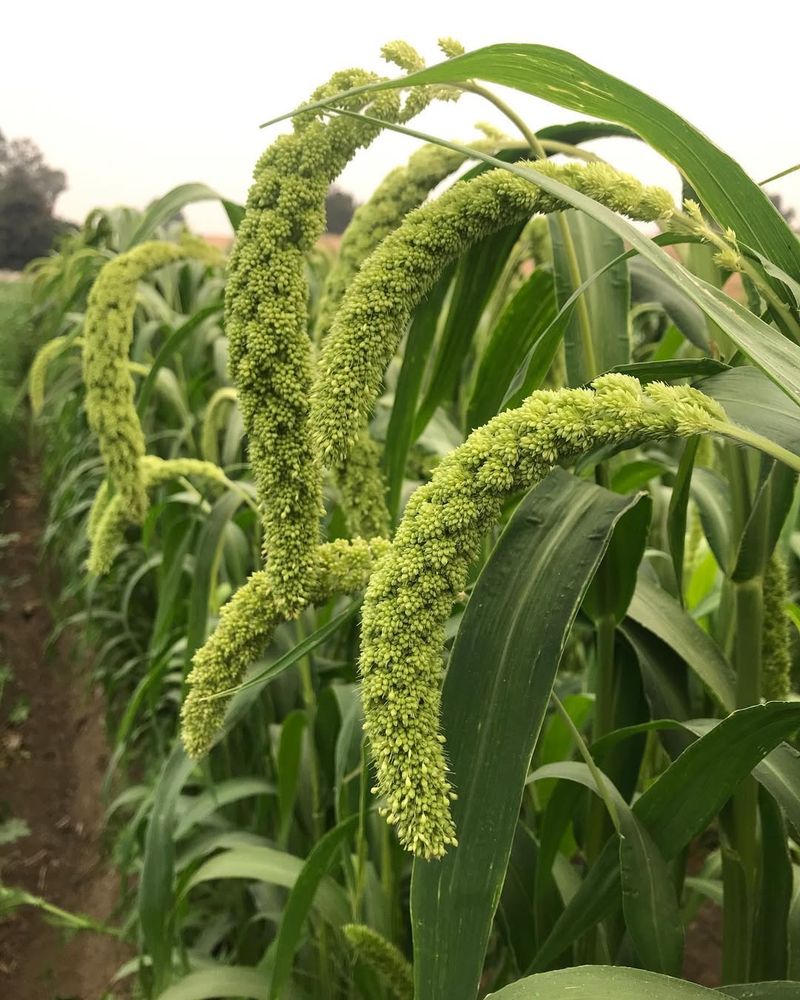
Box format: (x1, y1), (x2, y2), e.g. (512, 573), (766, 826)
(0, 131), (67, 269)
(325, 186), (357, 235)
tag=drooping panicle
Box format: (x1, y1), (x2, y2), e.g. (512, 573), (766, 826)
(224, 65), (433, 615)
(359, 375), (727, 858)
(342, 924), (413, 1000)
(29, 334), (79, 416)
(180, 536), (391, 758)
(317, 142), (483, 338)
(87, 456), (229, 576)
(317, 140), (496, 536)
(82, 237), (221, 523)
(311, 160), (675, 471)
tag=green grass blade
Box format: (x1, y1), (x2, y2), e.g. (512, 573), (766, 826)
(185, 491), (244, 665)
(274, 45), (800, 287)
(269, 816), (359, 1000)
(627, 576), (736, 710)
(126, 183), (233, 249)
(183, 844), (348, 926)
(532, 703), (800, 970)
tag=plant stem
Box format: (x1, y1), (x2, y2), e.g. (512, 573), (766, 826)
(715, 422), (800, 475)
(722, 576), (763, 983)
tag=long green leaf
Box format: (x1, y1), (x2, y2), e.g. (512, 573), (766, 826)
(185, 491), (244, 665)
(529, 761), (682, 975)
(698, 366), (800, 459)
(315, 113), (800, 409)
(487, 965), (719, 998)
(550, 210), (629, 384)
(127, 183), (235, 249)
(411, 467), (648, 1000)
(184, 844), (348, 926)
(175, 778), (276, 840)
(274, 45), (800, 285)
(627, 575), (736, 710)
(532, 703), (800, 970)
(269, 816), (358, 1000)
(139, 743), (195, 995)
(136, 304), (222, 417)
(156, 967), (270, 1000)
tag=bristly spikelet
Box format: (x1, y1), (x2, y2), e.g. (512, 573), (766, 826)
(343, 925), (413, 1000)
(180, 536), (391, 758)
(87, 456), (228, 575)
(381, 40), (426, 73)
(438, 37), (465, 58)
(224, 66), (435, 617)
(359, 375), (726, 858)
(83, 237), (221, 523)
(311, 160), (675, 471)
(762, 551), (793, 700)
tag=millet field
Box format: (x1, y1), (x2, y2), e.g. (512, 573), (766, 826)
(2, 35), (800, 1000)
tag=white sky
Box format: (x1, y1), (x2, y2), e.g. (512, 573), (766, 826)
(4, 0), (799, 236)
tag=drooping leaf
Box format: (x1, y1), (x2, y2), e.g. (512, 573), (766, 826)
(156, 967), (271, 1000)
(532, 703), (800, 970)
(487, 965), (720, 998)
(281, 44), (800, 285)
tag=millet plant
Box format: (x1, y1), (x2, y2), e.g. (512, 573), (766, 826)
(26, 37), (800, 1000)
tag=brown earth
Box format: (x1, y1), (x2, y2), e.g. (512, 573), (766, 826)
(0, 456), (130, 1000)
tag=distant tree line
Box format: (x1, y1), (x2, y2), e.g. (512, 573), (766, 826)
(0, 131), (70, 270)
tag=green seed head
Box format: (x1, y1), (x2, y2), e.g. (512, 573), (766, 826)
(359, 376), (724, 858)
(311, 161), (675, 472)
(83, 237), (221, 523)
(180, 536), (391, 758)
(342, 924), (413, 1000)
(225, 64), (433, 617)
(762, 551), (793, 701)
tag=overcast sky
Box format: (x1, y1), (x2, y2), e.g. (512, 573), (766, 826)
(4, 1), (798, 236)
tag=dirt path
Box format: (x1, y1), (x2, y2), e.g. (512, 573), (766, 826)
(0, 455), (129, 1000)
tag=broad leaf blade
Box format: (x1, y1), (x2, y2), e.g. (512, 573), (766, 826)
(411, 468), (648, 1000)
(550, 210), (630, 384)
(487, 965), (720, 998)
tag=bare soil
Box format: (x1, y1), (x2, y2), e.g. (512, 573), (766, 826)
(0, 456), (129, 1000)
